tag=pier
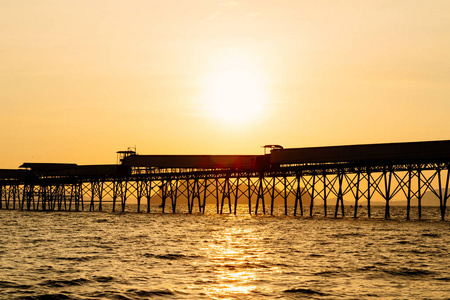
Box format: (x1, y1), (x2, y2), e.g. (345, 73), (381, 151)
(1, 140), (449, 220)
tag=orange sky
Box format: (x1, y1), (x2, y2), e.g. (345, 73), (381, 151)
(1, 1), (449, 168)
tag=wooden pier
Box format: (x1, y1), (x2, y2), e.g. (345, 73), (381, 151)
(1, 140), (449, 220)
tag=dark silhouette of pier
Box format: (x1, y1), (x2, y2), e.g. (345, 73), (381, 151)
(1, 140), (449, 220)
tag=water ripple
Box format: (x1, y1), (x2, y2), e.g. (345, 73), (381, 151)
(0, 206), (449, 299)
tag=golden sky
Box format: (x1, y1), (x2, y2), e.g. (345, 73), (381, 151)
(1, 0), (449, 168)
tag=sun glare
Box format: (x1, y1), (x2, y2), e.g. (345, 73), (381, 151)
(203, 52), (268, 125)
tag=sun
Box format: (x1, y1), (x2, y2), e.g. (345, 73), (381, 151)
(203, 52), (268, 125)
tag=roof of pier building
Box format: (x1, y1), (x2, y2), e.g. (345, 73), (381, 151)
(121, 155), (260, 170)
(19, 163), (78, 172)
(18, 163), (129, 177)
(0, 169), (28, 179)
(270, 140), (450, 166)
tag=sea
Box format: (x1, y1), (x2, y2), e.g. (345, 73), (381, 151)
(0, 205), (449, 300)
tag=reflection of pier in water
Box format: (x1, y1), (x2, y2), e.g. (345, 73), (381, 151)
(1, 140), (450, 220)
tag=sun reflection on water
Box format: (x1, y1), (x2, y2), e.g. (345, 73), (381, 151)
(201, 224), (263, 299)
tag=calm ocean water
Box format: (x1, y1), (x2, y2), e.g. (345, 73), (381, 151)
(0, 205), (449, 300)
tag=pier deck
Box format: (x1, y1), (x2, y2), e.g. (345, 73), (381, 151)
(1, 140), (449, 220)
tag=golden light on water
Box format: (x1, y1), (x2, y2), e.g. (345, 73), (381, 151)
(208, 272), (257, 299)
(201, 224), (262, 298)
(203, 50), (269, 125)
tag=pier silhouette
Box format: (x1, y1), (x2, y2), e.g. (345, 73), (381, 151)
(1, 140), (449, 220)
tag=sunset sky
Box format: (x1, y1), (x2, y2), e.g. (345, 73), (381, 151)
(1, 0), (449, 168)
